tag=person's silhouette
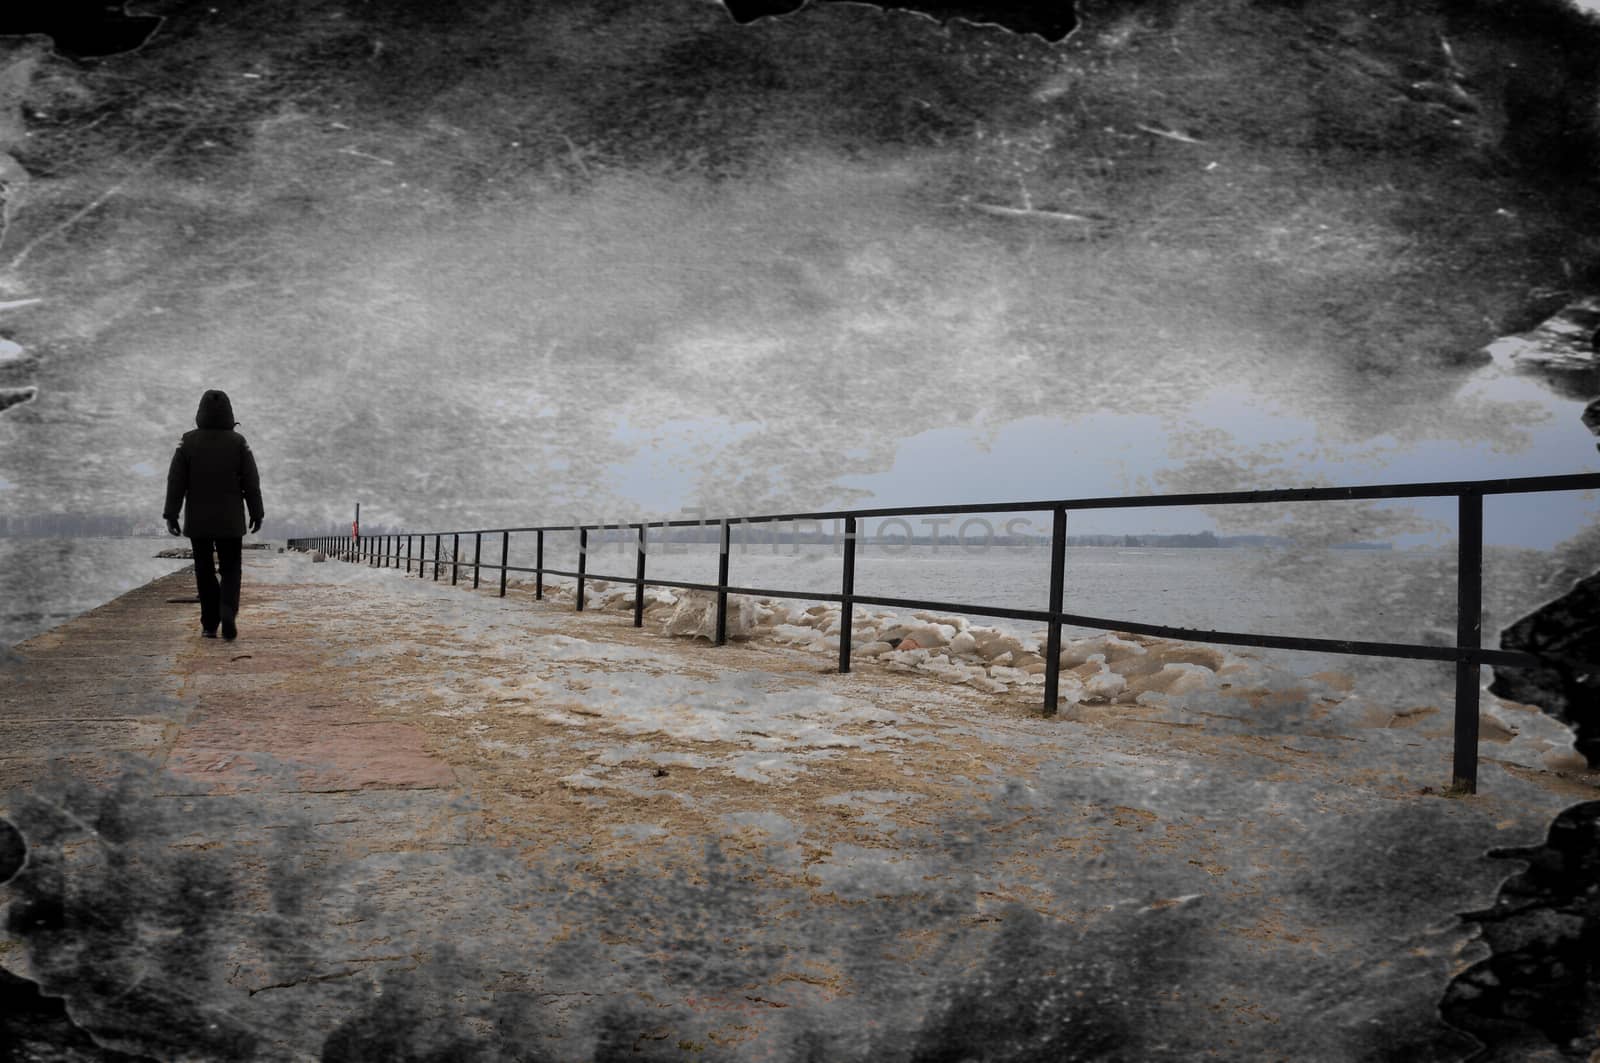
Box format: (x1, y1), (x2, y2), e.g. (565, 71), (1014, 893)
(162, 390), (264, 640)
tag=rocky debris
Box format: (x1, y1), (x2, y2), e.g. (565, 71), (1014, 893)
(0, 383), (36, 413)
(1492, 570), (1600, 766)
(311, 550), (326, 562)
(1483, 296), (1600, 401)
(1443, 802), (1600, 1059)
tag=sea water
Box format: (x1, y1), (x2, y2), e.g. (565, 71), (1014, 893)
(1, 538), (197, 648)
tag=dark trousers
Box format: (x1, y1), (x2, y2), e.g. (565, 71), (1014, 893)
(190, 536), (243, 630)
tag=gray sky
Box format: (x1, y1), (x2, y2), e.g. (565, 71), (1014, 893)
(606, 370), (1600, 548)
(0, 0), (1596, 551)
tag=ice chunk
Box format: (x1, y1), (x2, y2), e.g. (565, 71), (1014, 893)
(661, 590), (757, 641)
(1083, 662), (1127, 702)
(906, 623), (955, 648)
(975, 632), (1025, 661)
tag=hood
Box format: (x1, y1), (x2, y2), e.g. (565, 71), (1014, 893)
(195, 389), (238, 430)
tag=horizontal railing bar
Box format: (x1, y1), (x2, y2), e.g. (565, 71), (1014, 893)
(850, 594), (1051, 623)
(1049, 611), (1541, 667)
(388, 472), (1600, 537)
(819, 595), (1545, 665)
(640, 578), (727, 595)
(464, 565), (1543, 666)
(715, 585), (847, 604)
(569, 570), (634, 584)
(459, 567), (732, 596)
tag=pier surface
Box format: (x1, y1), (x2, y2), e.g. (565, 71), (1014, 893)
(1, 549), (1595, 1060)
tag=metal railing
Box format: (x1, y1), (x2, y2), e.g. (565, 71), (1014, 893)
(289, 471), (1600, 793)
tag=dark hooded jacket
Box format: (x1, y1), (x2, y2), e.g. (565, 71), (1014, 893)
(162, 390), (264, 538)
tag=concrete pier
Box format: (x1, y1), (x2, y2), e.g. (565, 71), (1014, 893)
(0, 549), (1594, 1060)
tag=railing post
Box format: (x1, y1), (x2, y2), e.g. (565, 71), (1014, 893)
(499, 531), (509, 597)
(716, 519), (731, 646)
(473, 531), (482, 589)
(536, 530), (544, 600)
(406, 534), (412, 574)
(451, 533), (459, 585)
(634, 523), (647, 627)
(433, 534), (441, 581)
(1043, 507), (1067, 717)
(839, 515), (856, 673)
(1453, 492), (1484, 794)
(576, 527), (588, 611)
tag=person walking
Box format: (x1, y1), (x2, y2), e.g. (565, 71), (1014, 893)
(162, 389), (264, 641)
